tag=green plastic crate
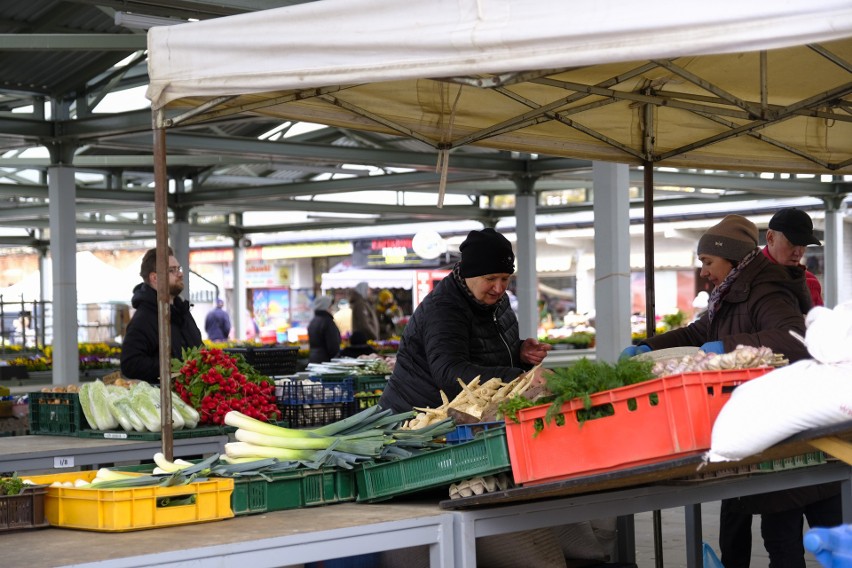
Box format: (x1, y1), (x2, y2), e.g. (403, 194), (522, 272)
(28, 392), (87, 435)
(114, 462), (355, 515)
(75, 424), (228, 441)
(231, 468), (355, 515)
(27, 391), (252, 439)
(355, 426), (511, 503)
(353, 375), (388, 393)
(757, 451), (827, 472)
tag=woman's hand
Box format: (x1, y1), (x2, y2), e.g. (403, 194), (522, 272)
(520, 338), (552, 366)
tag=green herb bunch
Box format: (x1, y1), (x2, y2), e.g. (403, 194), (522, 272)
(543, 357), (655, 426)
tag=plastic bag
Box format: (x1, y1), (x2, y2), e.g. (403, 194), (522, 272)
(703, 542), (724, 568)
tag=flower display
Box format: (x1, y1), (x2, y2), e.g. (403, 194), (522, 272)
(171, 347), (280, 426)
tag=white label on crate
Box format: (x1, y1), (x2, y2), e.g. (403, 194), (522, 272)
(103, 432), (128, 439)
(54, 456), (74, 468)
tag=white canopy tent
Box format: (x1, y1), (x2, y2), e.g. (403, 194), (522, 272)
(148, 0), (852, 174)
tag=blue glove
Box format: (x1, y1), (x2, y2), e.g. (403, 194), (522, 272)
(619, 344), (651, 360)
(701, 341), (725, 354)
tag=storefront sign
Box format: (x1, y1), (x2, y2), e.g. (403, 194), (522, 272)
(413, 269), (450, 306)
(353, 238), (442, 268)
(245, 261), (292, 287)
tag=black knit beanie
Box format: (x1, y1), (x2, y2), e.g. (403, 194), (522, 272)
(696, 215), (758, 262)
(459, 228), (515, 278)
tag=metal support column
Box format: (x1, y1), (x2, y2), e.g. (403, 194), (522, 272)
(513, 173), (539, 339)
(822, 194), (847, 308)
(592, 161), (631, 364)
(47, 164), (78, 385)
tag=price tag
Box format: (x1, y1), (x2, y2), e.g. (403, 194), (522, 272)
(103, 432), (128, 440)
(54, 456), (74, 468)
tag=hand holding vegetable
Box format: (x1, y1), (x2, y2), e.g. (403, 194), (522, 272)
(619, 344), (651, 360)
(520, 338), (552, 366)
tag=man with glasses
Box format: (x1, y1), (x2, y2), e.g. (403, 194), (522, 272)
(120, 246), (202, 384)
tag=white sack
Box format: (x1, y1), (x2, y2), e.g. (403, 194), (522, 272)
(800, 303), (852, 364)
(706, 301), (852, 462)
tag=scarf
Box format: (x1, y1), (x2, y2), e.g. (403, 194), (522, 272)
(706, 247), (761, 324)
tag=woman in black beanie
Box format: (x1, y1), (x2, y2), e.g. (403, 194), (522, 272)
(379, 227), (551, 414)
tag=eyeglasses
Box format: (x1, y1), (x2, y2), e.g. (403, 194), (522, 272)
(168, 266), (183, 274)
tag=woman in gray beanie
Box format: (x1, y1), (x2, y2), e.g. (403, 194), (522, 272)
(620, 214), (832, 567)
(307, 295), (340, 364)
(620, 214), (810, 360)
(379, 227), (551, 414)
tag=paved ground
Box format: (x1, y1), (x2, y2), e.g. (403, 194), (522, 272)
(633, 500), (822, 567)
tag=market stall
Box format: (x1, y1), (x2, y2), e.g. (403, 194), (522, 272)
(4, 423), (851, 568)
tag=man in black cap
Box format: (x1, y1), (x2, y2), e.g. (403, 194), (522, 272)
(378, 227), (551, 414)
(763, 207), (823, 306)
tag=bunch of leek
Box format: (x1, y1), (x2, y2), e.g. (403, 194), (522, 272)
(224, 405), (455, 469)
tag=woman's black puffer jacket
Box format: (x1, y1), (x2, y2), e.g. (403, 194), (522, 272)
(378, 272), (529, 413)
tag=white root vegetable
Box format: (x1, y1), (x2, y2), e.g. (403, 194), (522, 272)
(400, 371), (535, 430)
(649, 344), (781, 378)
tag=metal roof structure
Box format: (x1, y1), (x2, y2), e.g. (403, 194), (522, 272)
(0, 0), (849, 252)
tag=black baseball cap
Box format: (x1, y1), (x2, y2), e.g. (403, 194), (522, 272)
(768, 208), (821, 246)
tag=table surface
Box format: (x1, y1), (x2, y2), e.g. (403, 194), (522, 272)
(441, 420), (852, 510)
(5, 500), (450, 568)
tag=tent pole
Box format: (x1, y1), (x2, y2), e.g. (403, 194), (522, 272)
(153, 110), (174, 460)
(643, 162), (656, 339)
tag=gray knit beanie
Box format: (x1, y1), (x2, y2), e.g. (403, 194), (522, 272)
(313, 295), (333, 311)
(696, 215), (758, 262)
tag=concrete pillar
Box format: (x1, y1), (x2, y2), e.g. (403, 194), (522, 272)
(233, 239), (248, 340)
(822, 196), (847, 308)
(47, 165), (79, 385)
(513, 174), (539, 339)
(592, 161), (631, 363)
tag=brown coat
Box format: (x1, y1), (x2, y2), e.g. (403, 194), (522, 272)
(642, 254), (811, 362)
(349, 290), (380, 341)
(646, 254), (836, 515)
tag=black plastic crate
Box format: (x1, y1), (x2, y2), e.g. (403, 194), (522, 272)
(278, 403), (352, 428)
(278, 378), (354, 405)
(225, 346), (299, 376)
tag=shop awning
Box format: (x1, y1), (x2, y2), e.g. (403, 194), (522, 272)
(321, 269), (417, 291)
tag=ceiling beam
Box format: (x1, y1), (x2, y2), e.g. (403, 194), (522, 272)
(0, 34), (147, 51)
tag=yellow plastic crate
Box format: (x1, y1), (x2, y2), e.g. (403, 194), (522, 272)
(22, 470), (233, 532)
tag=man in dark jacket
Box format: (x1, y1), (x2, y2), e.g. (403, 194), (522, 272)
(204, 298), (231, 341)
(379, 228), (551, 414)
(120, 247), (203, 383)
(307, 295), (340, 364)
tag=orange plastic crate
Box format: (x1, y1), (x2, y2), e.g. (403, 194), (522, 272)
(505, 367), (772, 486)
